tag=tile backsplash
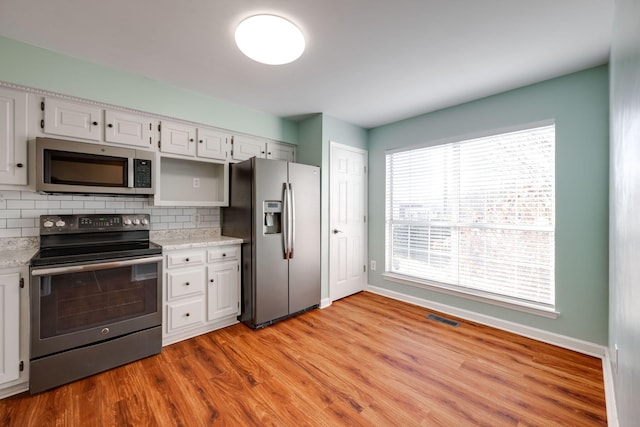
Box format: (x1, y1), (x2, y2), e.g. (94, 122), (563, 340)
(0, 190), (219, 238)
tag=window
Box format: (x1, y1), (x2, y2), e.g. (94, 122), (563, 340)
(385, 123), (555, 311)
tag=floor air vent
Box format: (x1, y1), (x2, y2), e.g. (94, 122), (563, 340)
(426, 314), (460, 327)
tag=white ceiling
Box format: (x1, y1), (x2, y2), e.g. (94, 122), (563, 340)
(0, 0), (614, 129)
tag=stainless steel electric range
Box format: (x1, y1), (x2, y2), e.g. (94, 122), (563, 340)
(29, 214), (162, 394)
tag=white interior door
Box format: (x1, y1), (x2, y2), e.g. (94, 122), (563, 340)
(329, 142), (368, 301)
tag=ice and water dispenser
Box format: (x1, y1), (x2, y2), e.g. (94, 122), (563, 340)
(263, 201), (282, 234)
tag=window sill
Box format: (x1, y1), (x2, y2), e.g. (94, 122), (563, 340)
(382, 272), (560, 319)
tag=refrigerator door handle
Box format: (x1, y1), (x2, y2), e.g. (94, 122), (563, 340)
(289, 183), (295, 259)
(282, 183), (290, 259)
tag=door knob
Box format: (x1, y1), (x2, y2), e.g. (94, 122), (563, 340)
(333, 229), (343, 234)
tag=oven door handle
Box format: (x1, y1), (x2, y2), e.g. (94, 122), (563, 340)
(30, 255), (163, 276)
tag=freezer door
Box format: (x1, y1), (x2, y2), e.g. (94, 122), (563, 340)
(253, 158), (290, 325)
(288, 162), (321, 313)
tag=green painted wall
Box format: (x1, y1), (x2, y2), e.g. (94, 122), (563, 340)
(609, 0), (640, 422)
(0, 35), (297, 143)
(368, 66), (609, 344)
(297, 114), (368, 301)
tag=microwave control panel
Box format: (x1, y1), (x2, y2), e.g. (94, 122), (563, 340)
(134, 159), (153, 188)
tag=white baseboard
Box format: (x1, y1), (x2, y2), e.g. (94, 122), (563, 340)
(320, 298), (332, 309)
(366, 285), (606, 357)
(602, 349), (619, 427)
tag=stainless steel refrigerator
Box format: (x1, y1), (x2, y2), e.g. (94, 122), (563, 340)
(222, 157), (320, 328)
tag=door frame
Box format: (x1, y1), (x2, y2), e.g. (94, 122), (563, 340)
(328, 141), (368, 304)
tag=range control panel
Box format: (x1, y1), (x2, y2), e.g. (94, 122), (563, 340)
(39, 214), (151, 234)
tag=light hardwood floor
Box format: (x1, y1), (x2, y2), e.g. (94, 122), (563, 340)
(0, 292), (607, 426)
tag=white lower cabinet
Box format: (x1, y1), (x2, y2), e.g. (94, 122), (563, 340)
(207, 260), (240, 321)
(0, 269), (29, 399)
(162, 244), (240, 346)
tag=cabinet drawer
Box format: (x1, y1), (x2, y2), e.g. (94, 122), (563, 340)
(207, 246), (239, 263)
(166, 251), (204, 268)
(167, 269), (204, 300)
(168, 299), (204, 331)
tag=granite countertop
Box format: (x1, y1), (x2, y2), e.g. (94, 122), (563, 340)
(151, 227), (243, 251)
(0, 247), (38, 269)
(0, 237), (38, 269)
(0, 230), (243, 267)
(152, 235), (243, 251)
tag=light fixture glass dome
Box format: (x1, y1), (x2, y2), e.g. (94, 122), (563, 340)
(235, 14), (305, 65)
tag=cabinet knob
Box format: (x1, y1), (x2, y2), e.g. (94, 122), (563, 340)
(222, 253), (226, 257)
(268, 152), (272, 156)
(189, 138), (194, 142)
(185, 257), (190, 262)
(210, 278), (214, 283)
(185, 312), (190, 317)
(92, 121), (98, 126)
(107, 123), (113, 128)
(261, 151), (265, 154)
(16, 163), (23, 168)
(199, 139), (203, 143)
(185, 282), (190, 286)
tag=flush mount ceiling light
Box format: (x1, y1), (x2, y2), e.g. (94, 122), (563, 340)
(235, 14), (305, 65)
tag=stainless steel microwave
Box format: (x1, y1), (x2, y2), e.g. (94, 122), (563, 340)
(36, 137), (155, 195)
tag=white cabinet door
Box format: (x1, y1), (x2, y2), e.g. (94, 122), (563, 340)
(232, 135), (266, 161)
(0, 272), (20, 385)
(197, 127), (229, 161)
(160, 120), (196, 156)
(267, 142), (295, 162)
(43, 97), (101, 141)
(0, 88), (28, 185)
(168, 299), (204, 332)
(196, 128), (231, 160)
(104, 110), (153, 149)
(167, 268), (205, 300)
(207, 261), (240, 321)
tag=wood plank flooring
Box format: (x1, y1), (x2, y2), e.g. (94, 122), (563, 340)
(0, 292), (607, 426)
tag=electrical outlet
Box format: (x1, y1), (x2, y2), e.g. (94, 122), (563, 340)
(370, 260), (377, 271)
(193, 177), (200, 188)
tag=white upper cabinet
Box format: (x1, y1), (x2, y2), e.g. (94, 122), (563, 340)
(232, 134), (295, 162)
(43, 97), (101, 141)
(104, 110), (154, 149)
(197, 127), (230, 161)
(0, 88), (28, 186)
(232, 135), (266, 161)
(267, 141), (295, 162)
(159, 120), (196, 156)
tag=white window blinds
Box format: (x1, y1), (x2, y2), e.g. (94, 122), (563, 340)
(385, 124), (555, 307)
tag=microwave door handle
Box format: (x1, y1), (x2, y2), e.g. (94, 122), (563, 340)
(127, 158), (135, 188)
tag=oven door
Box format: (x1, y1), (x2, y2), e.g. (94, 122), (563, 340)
(30, 255), (162, 359)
